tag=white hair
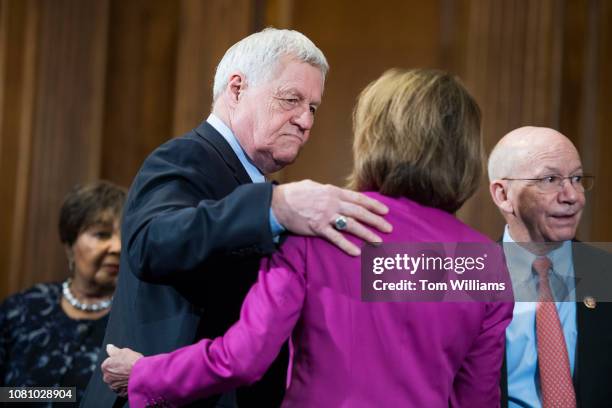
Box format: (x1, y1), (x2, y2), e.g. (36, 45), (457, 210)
(212, 27), (329, 102)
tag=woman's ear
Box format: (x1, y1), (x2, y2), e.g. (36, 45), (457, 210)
(64, 244), (75, 272)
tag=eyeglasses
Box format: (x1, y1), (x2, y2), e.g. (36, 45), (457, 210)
(502, 175), (594, 192)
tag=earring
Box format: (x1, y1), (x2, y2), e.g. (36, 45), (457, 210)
(68, 258), (75, 273)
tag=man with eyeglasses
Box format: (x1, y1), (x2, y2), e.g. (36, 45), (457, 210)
(488, 126), (612, 408)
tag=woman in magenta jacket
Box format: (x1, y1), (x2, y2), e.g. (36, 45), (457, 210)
(103, 68), (513, 407)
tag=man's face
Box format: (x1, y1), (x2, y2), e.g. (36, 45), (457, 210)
(230, 58), (324, 174)
(507, 138), (586, 243)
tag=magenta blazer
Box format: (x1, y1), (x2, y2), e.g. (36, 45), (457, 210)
(128, 193), (513, 407)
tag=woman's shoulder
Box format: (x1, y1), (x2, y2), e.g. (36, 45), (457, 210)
(0, 282), (62, 318)
(363, 192), (493, 243)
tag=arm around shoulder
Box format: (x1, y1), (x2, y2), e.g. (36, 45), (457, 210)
(123, 139), (277, 284)
(128, 236), (308, 406)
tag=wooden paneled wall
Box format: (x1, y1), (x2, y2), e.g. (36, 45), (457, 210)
(457, 0), (612, 242)
(1, 0), (610, 299)
(0, 0), (258, 298)
(0, 0), (110, 298)
(281, 0), (612, 244)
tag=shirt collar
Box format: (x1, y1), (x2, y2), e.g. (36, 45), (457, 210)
(503, 225), (574, 296)
(206, 114), (265, 183)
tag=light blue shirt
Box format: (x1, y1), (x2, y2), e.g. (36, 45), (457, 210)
(206, 114), (285, 238)
(503, 226), (577, 408)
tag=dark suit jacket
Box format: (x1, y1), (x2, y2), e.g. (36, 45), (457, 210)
(501, 242), (612, 407)
(81, 121), (288, 407)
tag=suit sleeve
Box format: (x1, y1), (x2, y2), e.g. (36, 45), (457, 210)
(124, 138), (277, 284)
(450, 301), (513, 408)
(127, 236), (307, 407)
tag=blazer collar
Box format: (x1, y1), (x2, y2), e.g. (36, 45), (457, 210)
(194, 120), (252, 185)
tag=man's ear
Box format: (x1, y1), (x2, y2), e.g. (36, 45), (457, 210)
(226, 73), (246, 105)
(489, 181), (514, 215)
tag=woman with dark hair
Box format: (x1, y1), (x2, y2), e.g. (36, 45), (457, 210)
(103, 69), (512, 407)
(0, 180), (126, 404)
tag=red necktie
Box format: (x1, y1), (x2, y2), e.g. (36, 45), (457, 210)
(534, 256), (576, 408)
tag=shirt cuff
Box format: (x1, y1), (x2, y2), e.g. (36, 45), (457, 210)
(269, 208), (286, 239)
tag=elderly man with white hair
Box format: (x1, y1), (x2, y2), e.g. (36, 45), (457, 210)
(488, 126), (612, 408)
(81, 28), (391, 408)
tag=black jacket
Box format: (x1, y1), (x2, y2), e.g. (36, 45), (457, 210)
(82, 121), (287, 407)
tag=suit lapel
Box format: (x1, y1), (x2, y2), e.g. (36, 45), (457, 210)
(571, 241), (611, 405)
(500, 240), (607, 407)
(194, 120), (253, 185)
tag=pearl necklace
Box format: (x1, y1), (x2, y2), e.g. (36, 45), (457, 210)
(62, 278), (112, 312)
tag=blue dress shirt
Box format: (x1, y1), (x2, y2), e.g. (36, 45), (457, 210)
(206, 114), (285, 237)
(503, 226), (577, 408)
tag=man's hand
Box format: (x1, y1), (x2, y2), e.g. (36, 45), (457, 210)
(101, 344), (144, 398)
(271, 180), (392, 256)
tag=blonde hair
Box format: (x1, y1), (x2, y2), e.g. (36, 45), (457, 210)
(347, 68), (483, 213)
